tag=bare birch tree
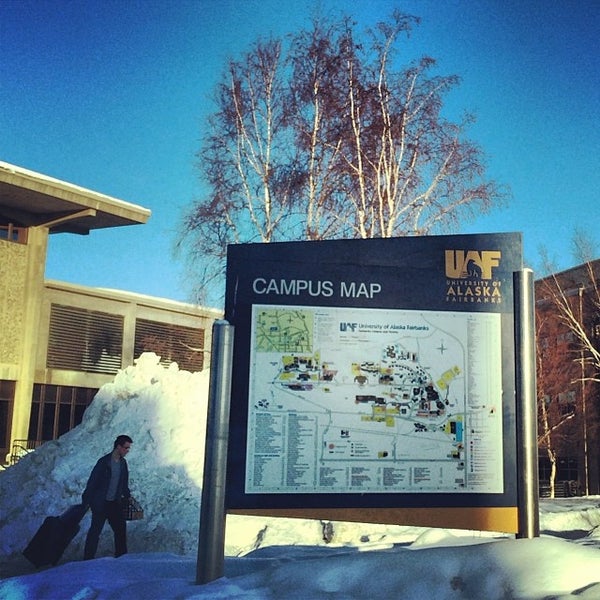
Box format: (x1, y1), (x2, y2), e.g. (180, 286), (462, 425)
(181, 11), (507, 303)
(182, 38), (299, 298)
(287, 18), (349, 240)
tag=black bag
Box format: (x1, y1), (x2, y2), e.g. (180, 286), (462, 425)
(59, 503), (89, 528)
(23, 504), (88, 568)
(122, 496), (144, 521)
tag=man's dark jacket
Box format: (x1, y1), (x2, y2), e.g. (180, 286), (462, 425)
(82, 453), (130, 513)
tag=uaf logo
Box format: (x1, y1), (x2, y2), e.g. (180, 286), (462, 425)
(445, 250), (501, 280)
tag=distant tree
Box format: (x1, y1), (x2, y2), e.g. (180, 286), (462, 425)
(536, 307), (576, 497)
(536, 232), (600, 495)
(539, 234), (600, 387)
(181, 11), (507, 304)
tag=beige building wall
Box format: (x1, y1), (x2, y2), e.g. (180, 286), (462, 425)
(36, 280), (221, 389)
(0, 237), (27, 369)
(1, 227), (49, 452)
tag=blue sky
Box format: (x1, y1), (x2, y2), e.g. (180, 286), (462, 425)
(1, 0), (598, 306)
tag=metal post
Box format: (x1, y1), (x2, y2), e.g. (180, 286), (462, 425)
(578, 286), (589, 495)
(196, 320), (234, 584)
(514, 269), (540, 538)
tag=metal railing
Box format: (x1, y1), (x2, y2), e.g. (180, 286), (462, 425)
(539, 480), (581, 498)
(9, 439), (43, 465)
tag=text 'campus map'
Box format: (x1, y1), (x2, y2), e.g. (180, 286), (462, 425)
(246, 304), (504, 494)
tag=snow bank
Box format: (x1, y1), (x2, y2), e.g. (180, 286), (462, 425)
(0, 354), (209, 565)
(5, 355), (600, 598)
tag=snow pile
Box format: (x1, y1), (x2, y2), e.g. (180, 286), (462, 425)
(539, 497), (600, 534)
(3, 534), (600, 599)
(0, 353), (210, 565)
(4, 353), (600, 598)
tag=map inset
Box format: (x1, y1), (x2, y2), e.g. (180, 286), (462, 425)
(246, 304), (504, 494)
(254, 309), (313, 353)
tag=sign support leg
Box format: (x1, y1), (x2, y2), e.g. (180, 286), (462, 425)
(514, 269), (539, 538)
(196, 320), (234, 584)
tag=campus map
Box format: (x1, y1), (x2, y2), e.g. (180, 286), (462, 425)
(246, 304), (504, 494)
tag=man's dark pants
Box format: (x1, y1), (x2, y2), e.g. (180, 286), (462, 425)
(84, 500), (127, 559)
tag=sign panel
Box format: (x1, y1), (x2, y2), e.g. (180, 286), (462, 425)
(225, 233), (522, 514)
(247, 305), (502, 495)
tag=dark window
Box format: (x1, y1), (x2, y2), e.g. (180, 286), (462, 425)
(58, 403), (71, 437)
(0, 224), (28, 244)
(41, 402), (56, 441)
(539, 456), (578, 481)
(592, 314), (600, 350)
(28, 386), (41, 440)
(29, 385), (98, 441)
(558, 391), (576, 416)
(134, 319), (205, 371)
(0, 380), (16, 457)
(74, 404), (87, 425)
(47, 304), (124, 374)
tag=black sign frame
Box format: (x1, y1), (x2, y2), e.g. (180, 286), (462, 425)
(224, 233), (522, 512)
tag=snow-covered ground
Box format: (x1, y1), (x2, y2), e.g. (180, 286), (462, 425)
(2, 353), (600, 599)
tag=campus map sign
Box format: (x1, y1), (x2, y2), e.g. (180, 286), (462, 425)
(224, 233), (522, 513)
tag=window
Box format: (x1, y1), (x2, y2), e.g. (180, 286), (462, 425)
(28, 385), (97, 442)
(592, 314), (600, 350)
(557, 331), (576, 344)
(0, 224), (28, 244)
(558, 391), (576, 415)
(557, 457), (579, 481)
(539, 456), (578, 481)
(47, 304), (124, 374)
(0, 380), (16, 457)
(135, 319), (205, 371)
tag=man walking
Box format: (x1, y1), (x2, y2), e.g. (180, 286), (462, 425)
(82, 435), (133, 559)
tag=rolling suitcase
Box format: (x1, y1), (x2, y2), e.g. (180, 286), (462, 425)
(23, 503), (88, 568)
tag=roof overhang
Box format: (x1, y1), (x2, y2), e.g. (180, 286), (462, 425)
(0, 161), (151, 234)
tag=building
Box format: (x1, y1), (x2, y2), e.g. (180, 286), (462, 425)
(0, 162), (221, 464)
(535, 259), (600, 495)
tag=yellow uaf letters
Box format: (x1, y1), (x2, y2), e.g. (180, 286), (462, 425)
(445, 250), (501, 280)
